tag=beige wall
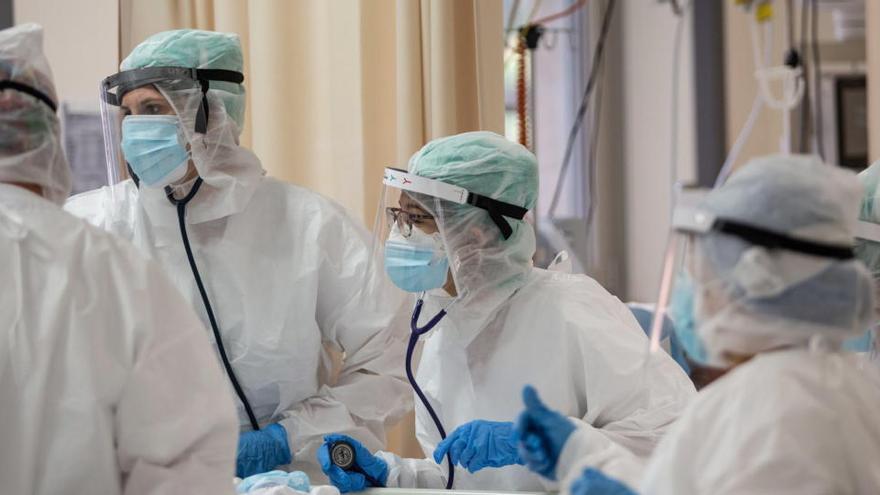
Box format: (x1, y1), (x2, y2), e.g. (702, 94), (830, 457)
(14, 0), (118, 108)
(602, 1), (697, 301)
(868, 1), (880, 161)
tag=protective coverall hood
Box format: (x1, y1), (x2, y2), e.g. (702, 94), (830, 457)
(693, 155), (874, 362)
(0, 23), (70, 205)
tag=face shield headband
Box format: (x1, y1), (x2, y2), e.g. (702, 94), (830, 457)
(101, 66), (243, 134)
(673, 202), (855, 261)
(0, 80), (57, 113)
(383, 167), (529, 240)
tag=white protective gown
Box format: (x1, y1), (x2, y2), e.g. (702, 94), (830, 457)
(556, 348), (880, 494)
(0, 184), (239, 495)
(66, 174), (413, 481)
(376, 268), (697, 490)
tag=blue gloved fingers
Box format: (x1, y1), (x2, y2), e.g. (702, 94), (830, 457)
(321, 434), (368, 470)
(519, 433), (553, 478)
(321, 433), (388, 487)
(334, 469), (367, 493)
(522, 385), (552, 417)
(517, 424), (548, 462)
(434, 422), (471, 465)
(457, 424), (482, 471)
(516, 398), (546, 444)
(514, 409), (531, 437)
(317, 440), (335, 473)
(319, 451), (367, 494)
(265, 423), (293, 465)
(448, 437), (469, 467)
(570, 468), (638, 495)
(236, 424), (294, 478)
(433, 432), (457, 464)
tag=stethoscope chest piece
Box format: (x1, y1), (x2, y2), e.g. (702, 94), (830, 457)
(330, 441), (357, 470)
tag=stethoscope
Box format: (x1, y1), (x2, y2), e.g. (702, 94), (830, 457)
(163, 176), (261, 432)
(406, 297), (454, 489)
(328, 295), (455, 489)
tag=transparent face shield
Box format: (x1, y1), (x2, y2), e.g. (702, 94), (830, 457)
(99, 66), (244, 190)
(648, 188), (717, 370)
(371, 169), (461, 297)
(370, 167), (530, 298)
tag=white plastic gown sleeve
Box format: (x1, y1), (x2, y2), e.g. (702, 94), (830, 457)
(268, 192), (414, 477)
(556, 425), (646, 491)
(0, 185), (239, 495)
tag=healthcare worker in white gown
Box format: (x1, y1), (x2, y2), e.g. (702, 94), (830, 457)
(517, 155), (880, 494)
(65, 29), (411, 480)
(0, 23), (239, 494)
(317, 132), (696, 492)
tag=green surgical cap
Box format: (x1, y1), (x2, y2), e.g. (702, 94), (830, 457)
(122, 29), (246, 129)
(408, 131), (539, 211)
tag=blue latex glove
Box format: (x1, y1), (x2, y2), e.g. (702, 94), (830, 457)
(432, 420), (523, 473)
(514, 385), (577, 480)
(237, 423), (293, 478)
(570, 468), (638, 495)
(317, 434), (388, 493)
(236, 470), (310, 494)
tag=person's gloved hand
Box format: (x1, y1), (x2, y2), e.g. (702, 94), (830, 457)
(236, 470), (310, 494)
(317, 434), (388, 493)
(237, 423), (293, 478)
(432, 420), (523, 473)
(514, 385), (577, 479)
(570, 468), (638, 495)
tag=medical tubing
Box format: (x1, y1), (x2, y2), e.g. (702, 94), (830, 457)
(406, 299), (454, 489)
(810, 0), (824, 160)
(546, 0), (616, 219)
(167, 178), (261, 431)
(516, 37), (529, 149)
(799, 2), (810, 152)
(355, 465), (384, 488)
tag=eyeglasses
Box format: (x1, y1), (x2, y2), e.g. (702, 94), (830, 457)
(385, 207), (435, 237)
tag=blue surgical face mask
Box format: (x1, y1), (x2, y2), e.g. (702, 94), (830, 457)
(669, 272), (709, 365)
(843, 327), (876, 353)
(384, 225), (449, 293)
(121, 115), (190, 187)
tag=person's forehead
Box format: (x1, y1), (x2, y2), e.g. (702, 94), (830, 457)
(120, 85), (167, 107)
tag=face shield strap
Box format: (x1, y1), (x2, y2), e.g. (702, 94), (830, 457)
(102, 67), (244, 133)
(712, 219), (855, 260)
(0, 80), (57, 112)
(466, 193), (528, 240)
(383, 167), (529, 240)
